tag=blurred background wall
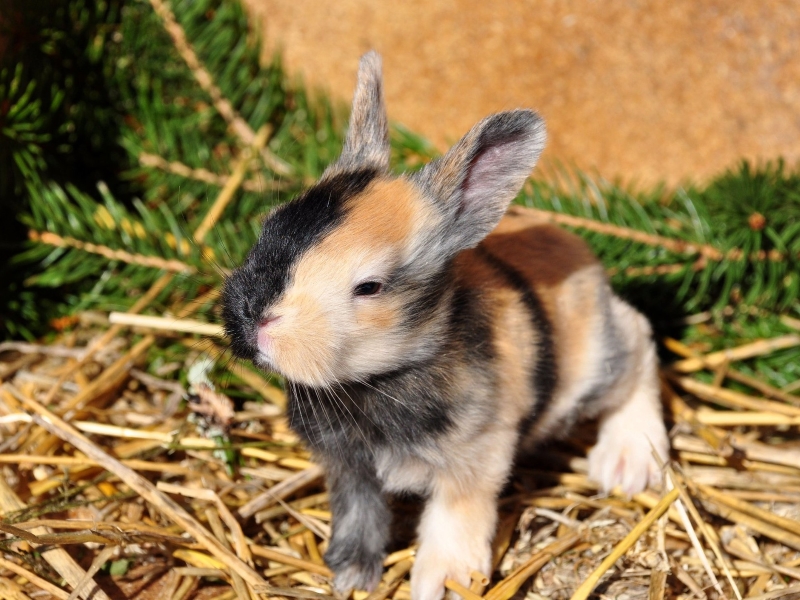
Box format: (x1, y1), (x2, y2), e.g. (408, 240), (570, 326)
(244, 0), (800, 186)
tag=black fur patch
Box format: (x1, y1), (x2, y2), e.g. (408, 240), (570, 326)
(396, 267), (453, 329)
(449, 284), (496, 366)
(288, 361), (456, 454)
(474, 246), (557, 427)
(220, 168), (379, 359)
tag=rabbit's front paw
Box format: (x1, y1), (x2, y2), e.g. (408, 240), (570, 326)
(326, 545), (384, 595)
(331, 562), (383, 595)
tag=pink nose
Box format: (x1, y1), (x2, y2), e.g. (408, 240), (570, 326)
(258, 314), (281, 329)
(256, 314), (280, 351)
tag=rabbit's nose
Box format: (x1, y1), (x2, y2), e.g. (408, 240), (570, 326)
(256, 313), (281, 352)
(258, 313), (281, 329)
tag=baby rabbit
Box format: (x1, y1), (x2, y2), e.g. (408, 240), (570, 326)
(222, 51), (669, 600)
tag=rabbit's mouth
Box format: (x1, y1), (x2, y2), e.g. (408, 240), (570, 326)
(252, 325), (343, 387)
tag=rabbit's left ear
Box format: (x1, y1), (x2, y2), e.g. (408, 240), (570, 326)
(326, 51), (390, 176)
(414, 110), (546, 254)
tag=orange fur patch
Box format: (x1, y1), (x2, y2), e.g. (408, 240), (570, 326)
(339, 177), (422, 248)
(487, 217), (599, 288)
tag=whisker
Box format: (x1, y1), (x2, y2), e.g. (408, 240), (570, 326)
(317, 384), (350, 464)
(333, 381), (374, 454)
(289, 381), (313, 456)
(355, 376), (411, 410)
(305, 384), (329, 455)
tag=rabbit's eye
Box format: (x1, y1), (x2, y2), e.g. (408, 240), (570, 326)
(354, 281), (382, 296)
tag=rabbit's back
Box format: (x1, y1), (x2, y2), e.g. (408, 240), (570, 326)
(455, 210), (640, 444)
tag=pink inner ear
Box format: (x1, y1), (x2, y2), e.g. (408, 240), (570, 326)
(461, 141), (522, 213)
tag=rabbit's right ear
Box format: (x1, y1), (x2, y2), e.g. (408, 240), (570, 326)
(413, 110), (546, 256)
(325, 51), (390, 176)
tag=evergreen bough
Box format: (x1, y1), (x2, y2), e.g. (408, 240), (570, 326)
(3, 0), (799, 386)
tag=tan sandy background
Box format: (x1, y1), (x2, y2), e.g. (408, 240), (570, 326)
(244, 0), (800, 186)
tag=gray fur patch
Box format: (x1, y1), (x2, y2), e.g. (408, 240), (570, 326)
(577, 284), (632, 417)
(324, 454), (390, 593)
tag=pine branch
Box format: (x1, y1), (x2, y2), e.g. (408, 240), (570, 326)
(138, 153), (283, 193)
(509, 205), (722, 259)
(517, 205), (793, 263)
(147, 0), (292, 176)
(610, 262), (700, 277)
(19, 35), (277, 317)
(28, 231), (196, 274)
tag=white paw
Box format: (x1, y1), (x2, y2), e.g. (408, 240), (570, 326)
(410, 542), (490, 600)
(588, 417), (669, 496)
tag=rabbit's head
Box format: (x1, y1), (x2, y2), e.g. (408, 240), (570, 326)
(222, 52), (545, 387)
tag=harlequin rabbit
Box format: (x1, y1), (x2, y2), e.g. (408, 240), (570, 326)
(222, 51), (669, 600)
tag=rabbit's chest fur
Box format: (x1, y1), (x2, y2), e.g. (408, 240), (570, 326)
(286, 307), (498, 455)
(287, 359), (521, 496)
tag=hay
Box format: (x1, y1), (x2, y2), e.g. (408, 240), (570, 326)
(1, 318), (800, 600)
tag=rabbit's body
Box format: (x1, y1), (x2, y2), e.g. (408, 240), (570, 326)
(222, 52), (669, 600)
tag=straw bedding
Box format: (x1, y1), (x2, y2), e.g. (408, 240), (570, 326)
(0, 316), (799, 600)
